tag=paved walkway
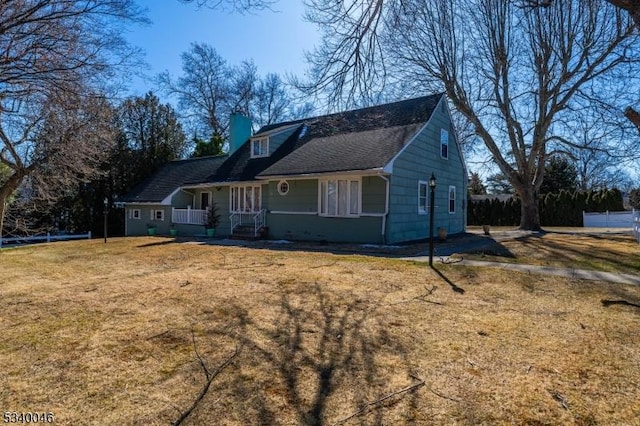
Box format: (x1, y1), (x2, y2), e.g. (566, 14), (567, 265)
(404, 256), (640, 286)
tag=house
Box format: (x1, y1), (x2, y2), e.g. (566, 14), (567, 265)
(120, 93), (467, 244)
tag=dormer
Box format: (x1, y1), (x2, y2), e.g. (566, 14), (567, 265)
(250, 136), (269, 158)
(249, 123), (302, 159)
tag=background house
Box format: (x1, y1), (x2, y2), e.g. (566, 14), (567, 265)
(120, 94), (467, 244)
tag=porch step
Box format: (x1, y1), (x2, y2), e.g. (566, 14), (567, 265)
(231, 225), (268, 240)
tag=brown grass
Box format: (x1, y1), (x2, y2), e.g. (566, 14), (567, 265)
(464, 227), (640, 274)
(1, 237), (639, 425)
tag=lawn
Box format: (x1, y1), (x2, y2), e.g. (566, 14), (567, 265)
(463, 227), (640, 274)
(1, 236), (639, 425)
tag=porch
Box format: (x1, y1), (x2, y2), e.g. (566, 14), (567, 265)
(171, 207), (267, 239)
(171, 207), (207, 225)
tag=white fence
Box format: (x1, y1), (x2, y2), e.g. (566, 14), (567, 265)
(0, 232), (92, 248)
(583, 210), (637, 228)
(634, 212), (640, 244)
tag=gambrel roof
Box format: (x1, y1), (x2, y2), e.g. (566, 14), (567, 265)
(122, 93), (445, 201)
(207, 93), (444, 182)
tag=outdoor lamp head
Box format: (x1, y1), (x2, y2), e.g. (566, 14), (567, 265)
(429, 173), (436, 188)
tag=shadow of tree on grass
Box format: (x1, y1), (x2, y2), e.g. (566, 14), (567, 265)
(200, 283), (421, 425)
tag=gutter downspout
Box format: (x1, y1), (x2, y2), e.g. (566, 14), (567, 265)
(379, 174), (390, 244)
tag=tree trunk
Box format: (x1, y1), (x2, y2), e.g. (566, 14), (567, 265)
(625, 107), (640, 133)
(517, 185), (542, 231)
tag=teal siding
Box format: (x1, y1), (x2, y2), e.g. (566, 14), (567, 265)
(267, 214), (383, 243)
(171, 190), (193, 208)
(386, 100), (466, 244)
(266, 179), (318, 212)
(262, 177), (385, 243)
(362, 176), (386, 213)
(125, 205), (171, 236)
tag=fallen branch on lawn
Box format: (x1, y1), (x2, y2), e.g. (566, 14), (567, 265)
(172, 332), (239, 426)
(332, 377), (425, 425)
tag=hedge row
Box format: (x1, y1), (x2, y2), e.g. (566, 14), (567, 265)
(468, 189), (624, 227)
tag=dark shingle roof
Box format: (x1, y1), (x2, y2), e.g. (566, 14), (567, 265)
(119, 155), (228, 203)
(121, 94), (445, 202)
(258, 124), (423, 177)
(211, 93), (444, 181)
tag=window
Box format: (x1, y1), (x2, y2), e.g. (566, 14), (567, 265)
(277, 180), (290, 195)
(418, 181), (429, 214)
(150, 209), (164, 221)
(231, 185), (262, 212)
(319, 178), (360, 217)
(449, 186), (456, 214)
(251, 137), (269, 158)
(131, 209), (141, 220)
(440, 129), (449, 159)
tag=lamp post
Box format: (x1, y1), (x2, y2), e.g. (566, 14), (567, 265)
(103, 197), (108, 244)
(429, 173), (436, 267)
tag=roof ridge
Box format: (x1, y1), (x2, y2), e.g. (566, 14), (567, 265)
(257, 93), (444, 133)
(167, 154), (229, 163)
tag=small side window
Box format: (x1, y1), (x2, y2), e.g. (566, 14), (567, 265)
(155, 210), (164, 221)
(448, 186), (456, 214)
(440, 129), (449, 159)
(131, 209), (141, 220)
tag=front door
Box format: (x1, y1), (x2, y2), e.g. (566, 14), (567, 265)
(200, 192), (210, 210)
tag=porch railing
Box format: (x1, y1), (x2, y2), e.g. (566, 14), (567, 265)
(172, 207), (206, 225)
(230, 209), (266, 237)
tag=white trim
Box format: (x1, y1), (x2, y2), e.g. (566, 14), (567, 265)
(257, 169), (383, 181)
(270, 211), (318, 215)
(131, 208), (141, 220)
(379, 174), (390, 243)
(277, 180), (290, 196)
(448, 185), (456, 214)
(229, 183), (263, 213)
(440, 128), (449, 160)
(418, 180), (429, 215)
(199, 190), (212, 209)
(383, 94), (443, 174)
(250, 137), (269, 158)
(360, 213), (386, 217)
(252, 123), (301, 138)
(318, 176), (362, 218)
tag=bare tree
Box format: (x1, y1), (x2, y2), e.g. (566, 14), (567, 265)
(158, 44), (311, 140)
(179, 0), (276, 13)
(0, 0), (146, 232)
(522, 0), (640, 131)
(157, 43), (234, 139)
(303, 0), (639, 230)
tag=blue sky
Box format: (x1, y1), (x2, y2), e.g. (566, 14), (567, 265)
(126, 0), (319, 99)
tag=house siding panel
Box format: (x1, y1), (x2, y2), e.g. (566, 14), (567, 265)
(386, 101), (466, 244)
(171, 190), (193, 207)
(263, 176), (385, 243)
(362, 176), (386, 213)
(266, 179), (318, 213)
(267, 215), (382, 243)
